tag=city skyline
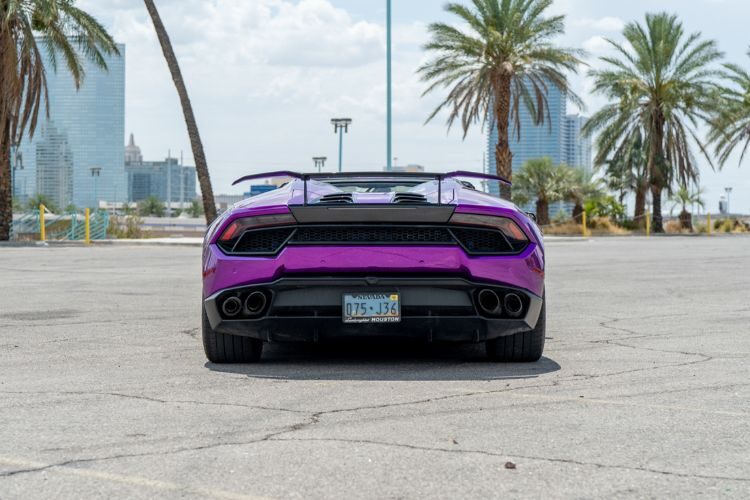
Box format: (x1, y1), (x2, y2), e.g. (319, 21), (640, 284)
(16, 41), (126, 208)
(73, 0), (750, 213)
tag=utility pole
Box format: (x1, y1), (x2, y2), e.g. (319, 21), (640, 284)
(90, 167), (102, 210)
(725, 187), (733, 215)
(313, 157), (327, 173)
(166, 150), (172, 218)
(386, 0), (393, 172)
(331, 118), (352, 172)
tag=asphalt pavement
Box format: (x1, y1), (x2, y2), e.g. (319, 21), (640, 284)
(0, 237), (748, 499)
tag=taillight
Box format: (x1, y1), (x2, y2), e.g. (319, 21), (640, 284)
(449, 213), (530, 247)
(217, 213), (296, 245)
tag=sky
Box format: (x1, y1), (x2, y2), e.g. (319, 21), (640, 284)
(78, 0), (750, 213)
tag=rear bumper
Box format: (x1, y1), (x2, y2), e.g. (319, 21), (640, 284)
(204, 277), (543, 343)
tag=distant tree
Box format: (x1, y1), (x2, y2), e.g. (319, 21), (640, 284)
(138, 196), (165, 217)
(710, 48), (750, 166)
(512, 158), (569, 225)
(584, 13), (723, 232)
(670, 186), (704, 231)
(64, 204), (80, 214)
(598, 129), (650, 223)
(419, 0), (583, 200)
(565, 168), (605, 223)
(0, 0), (118, 240)
(143, 0), (217, 224)
(188, 199), (204, 218)
(27, 194), (58, 214)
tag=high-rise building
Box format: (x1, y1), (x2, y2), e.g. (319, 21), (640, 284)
(485, 82), (592, 217)
(486, 82), (567, 190)
(564, 115), (593, 171)
(125, 135), (197, 204)
(15, 40), (126, 208)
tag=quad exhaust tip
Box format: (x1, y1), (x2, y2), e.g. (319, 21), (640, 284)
(221, 297), (243, 318)
(504, 293), (524, 318)
(477, 289), (502, 316)
(245, 291), (268, 316)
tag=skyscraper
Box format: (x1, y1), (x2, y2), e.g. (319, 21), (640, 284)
(486, 83), (567, 188)
(564, 115), (593, 171)
(485, 83), (592, 215)
(125, 135), (197, 205)
(15, 40), (126, 208)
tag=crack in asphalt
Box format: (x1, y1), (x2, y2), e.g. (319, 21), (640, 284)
(1, 313), (744, 486)
(0, 390), (309, 415)
(268, 437), (750, 483)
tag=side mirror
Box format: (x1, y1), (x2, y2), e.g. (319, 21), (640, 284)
(526, 212), (537, 223)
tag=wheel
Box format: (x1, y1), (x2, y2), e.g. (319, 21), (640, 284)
(202, 307), (263, 363)
(486, 298), (545, 362)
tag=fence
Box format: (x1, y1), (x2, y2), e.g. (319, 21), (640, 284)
(10, 206), (110, 242)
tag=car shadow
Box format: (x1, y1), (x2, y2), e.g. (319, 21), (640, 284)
(205, 339), (561, 381)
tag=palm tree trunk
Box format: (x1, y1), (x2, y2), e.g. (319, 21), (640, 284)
(0, 119), (11, 241)
(634, 186), (646, 227)
(536, 199), (549, 226)
(651, 184), (664, 233)
(572, 203), (583, 223)
(143, 0), (217, 224)
(493, 78), (513, 201)
(649, 116), (666, 233)
(679, 209), (692, 231)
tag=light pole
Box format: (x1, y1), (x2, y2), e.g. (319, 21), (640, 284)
(313, 157), (327, 173)
(331, 118), (352, 173)
(386, 0), (393, 172)
(90, 167), (102, 210)
(725, 187), (733, 215)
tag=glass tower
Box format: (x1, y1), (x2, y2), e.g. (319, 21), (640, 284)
(486, 80), (567, 197)
(15, 40), (126, 209)
(563, 115), (593, 172)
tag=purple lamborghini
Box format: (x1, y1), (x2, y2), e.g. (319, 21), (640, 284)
(201, 171), (545, 363)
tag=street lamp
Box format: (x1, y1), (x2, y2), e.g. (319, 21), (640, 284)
(386, 0), (393, 172)
(90, 167), (102, 210)
(725, 187), (733, 215)
(331, 118), (352, 173)
(313, 157), (327, 173)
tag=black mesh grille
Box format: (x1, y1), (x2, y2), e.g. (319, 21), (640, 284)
(230, 228), (296, 254)
(451, 228), (518, 254)
(292, 226), (454, 245)
(317, 193), (354, 204)
(219, 225), (525, 256)
(393, 193), (428, 204)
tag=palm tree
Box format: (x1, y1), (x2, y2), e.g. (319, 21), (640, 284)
(710, 48), (750, 166)
(0, 0), (118, 241)
(670, 185), (704, 231)
(512, 157), (569, 225)
(584, 13), (723, 232)
(143, 0), (217, 224)
(419, 0), (583, 200)
(598, 128), (650, 224)
(565, 168), (604, 223)
(138, 195), (165, 217)
(27, 193), (58, 214)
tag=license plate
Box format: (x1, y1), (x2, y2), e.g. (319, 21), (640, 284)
(343, 293), (401, 324)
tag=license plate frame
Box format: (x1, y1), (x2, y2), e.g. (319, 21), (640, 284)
(342, 292), (401, 324)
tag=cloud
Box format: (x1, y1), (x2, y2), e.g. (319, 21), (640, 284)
(582, 36), (612, 55)
(573, 16), (625, 32)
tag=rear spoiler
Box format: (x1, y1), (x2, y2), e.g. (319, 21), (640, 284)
(231, 170), (511, 206)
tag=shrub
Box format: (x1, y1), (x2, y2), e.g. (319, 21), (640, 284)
(109, 215), (144, 239)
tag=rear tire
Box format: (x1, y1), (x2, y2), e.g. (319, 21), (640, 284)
(202, 308), (263, 363)
(486, 299), (545, 362)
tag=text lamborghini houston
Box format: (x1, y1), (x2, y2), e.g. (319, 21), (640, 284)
(202, 171), (546, 363)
